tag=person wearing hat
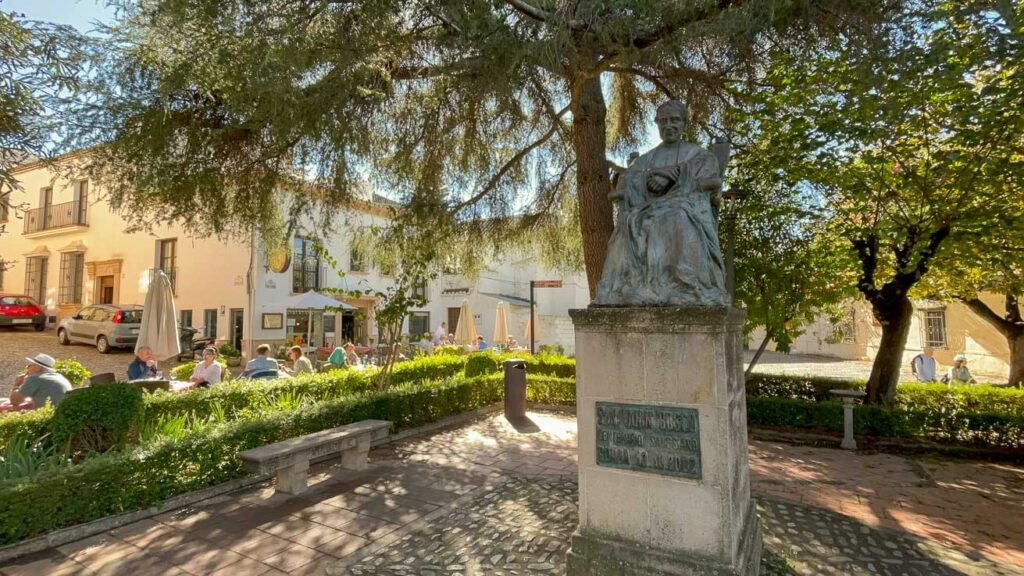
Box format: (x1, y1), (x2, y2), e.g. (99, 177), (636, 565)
(944, 354), (977, 385)
(9, 354), (73, 408)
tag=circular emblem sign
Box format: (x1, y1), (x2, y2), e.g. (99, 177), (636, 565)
(266, 247), (291, 273)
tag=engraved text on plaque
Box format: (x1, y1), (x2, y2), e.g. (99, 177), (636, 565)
(595, 402), (701, 479)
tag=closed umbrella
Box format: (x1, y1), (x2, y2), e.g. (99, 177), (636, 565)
(453, 299), (478, 346)
(525, 308), (541, 349)
(136, 269), (180, 362)
(493, 302), (508, 349)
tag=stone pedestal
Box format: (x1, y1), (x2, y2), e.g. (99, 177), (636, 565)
(567, 306), (762, 576)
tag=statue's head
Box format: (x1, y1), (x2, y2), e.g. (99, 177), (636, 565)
(655, 100), (688, 144)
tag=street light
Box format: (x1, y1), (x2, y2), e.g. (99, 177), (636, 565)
(720, 187), (748, 304)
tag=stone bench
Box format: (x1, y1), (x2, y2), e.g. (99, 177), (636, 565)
(237, 419), (391, 495)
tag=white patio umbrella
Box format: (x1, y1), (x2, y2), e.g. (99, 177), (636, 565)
(453, 299), (478, 346)
(492, 301), (508, 349)
(136, 269), (180, 362)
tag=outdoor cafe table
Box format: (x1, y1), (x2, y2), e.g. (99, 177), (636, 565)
(129, 379), (197, 393)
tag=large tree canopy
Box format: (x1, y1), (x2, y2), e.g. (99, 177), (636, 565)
(67, 0), (888, 292)
(736, 0), (1024, 403)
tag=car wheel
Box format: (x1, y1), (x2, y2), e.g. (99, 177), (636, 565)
(34, 322), (46, 332)
(58, 329), (71, 345)
(97, 335), (111, 354)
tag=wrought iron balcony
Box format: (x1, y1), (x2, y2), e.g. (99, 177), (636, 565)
(23, 201), (88, 234)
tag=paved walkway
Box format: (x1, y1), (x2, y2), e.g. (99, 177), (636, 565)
(745, 350), (1008, 384)
(1, 412), (1022, 575)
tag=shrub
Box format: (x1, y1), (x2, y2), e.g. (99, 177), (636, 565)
(218, 343), (241, 358)
(525, 375), (576, 406)
(526, 354), (576, 378)
(746, 373), (863, 402)
(0, 406), (53, 450)
(0, 376), (504, 545)
(465, 353), (500, 377)
(0, 434), (69, 482)
(434, 345), (469, 356)
(538, 343), (565, 356)
(389, 354), (466, 384)
(49, 384), (145, 454)
(54, 360), (91, 388)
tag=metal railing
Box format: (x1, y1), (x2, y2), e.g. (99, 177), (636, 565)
(23, 201), (88, 234)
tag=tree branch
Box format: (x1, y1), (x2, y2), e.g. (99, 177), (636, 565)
(607, 66), (676, 98)
(505, 0), (550, 22)
(450, 105), (570, 213)
(964, 297), (1016, 338)
(631, 0), (742, 50)
(851, 234), (880, 302)
(893, 222), (950, 289)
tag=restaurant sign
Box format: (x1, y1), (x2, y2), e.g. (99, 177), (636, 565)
(595, 402), (701, 479)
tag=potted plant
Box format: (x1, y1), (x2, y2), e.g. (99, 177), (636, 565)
(218, 343), (242, 366)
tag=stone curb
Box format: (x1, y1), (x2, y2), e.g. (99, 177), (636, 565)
(0, 402), (507, 564)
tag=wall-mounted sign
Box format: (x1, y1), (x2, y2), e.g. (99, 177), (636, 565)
(596, 402), (701, 480)
(266, 246), (291, 273)
(262, 313), (283, 330)
(265, 279), (277, 289)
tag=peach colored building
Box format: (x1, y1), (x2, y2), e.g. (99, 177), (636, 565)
(1, 158), (589, 358)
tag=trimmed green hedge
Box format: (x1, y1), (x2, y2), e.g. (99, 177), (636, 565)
(50, 384), (145, 454)
(463, 352), (576, 379)
(0, 376), (504, 545)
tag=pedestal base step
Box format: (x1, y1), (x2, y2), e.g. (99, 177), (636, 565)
(567, 510), (762, 576)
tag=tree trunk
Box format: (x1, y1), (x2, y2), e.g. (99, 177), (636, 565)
(744, 332), (772, 377)
(865, 295), (914, 405)
(570, 76), (615, 298)
(964, 294), (1024, 386)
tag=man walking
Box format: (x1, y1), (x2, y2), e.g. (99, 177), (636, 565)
(911, 347), (938, 382)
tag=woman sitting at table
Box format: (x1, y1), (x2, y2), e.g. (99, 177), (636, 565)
(286, 346), (314, 376)
(190, 347), (222, 388)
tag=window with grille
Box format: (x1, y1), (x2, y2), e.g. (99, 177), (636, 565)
(58, 252), (85, 305)
(350, 247), (367, 272)
(411, 278), (427, 301)
(74, 180), (88, 225)
(157, 238), (177, 292)
(408, 312), (430, 336)
(24, 256), (47, 303)
(924, 310), (947, 348)
(292, 236), (321, 292)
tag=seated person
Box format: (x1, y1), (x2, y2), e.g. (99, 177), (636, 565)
(418, 332), (435, 354)
(344, 342), (361, 366)
(504, 335), (518, 350)
(128, 346), (158, 380)
(446, 333), (456, 346)
(477, 335), (488, 351)
(243, 344), (280, 376)
(10, 354), (73, 408)
(944, 354), (977, 385)
(286, 346), (314, 376)
(189, 347), (223, 388)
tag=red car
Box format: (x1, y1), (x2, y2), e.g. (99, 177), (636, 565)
(0, 294), (47, 331)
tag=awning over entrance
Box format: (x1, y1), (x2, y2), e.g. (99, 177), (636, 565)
(284, 290), (357, 311)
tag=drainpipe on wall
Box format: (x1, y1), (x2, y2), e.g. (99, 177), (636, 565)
(246, 228), (256, 360)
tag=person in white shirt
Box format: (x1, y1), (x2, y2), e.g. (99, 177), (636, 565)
(418, 332), (435, 354)
(911, 348), (937, 382)
(190, 347), (223, 388)
(434, 322), (448, 345)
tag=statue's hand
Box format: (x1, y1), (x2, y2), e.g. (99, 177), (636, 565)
(647, 174), (673, 195)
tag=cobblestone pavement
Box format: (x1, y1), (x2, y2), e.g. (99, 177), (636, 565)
(2, 412), (1022, 575)
(344, 476), (1015, 576)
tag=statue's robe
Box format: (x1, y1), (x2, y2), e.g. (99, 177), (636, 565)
(596, 141), (727, 306)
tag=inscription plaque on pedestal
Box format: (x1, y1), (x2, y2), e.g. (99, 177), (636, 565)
(596, 402), (701, 479)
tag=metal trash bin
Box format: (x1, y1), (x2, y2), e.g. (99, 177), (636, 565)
(503, 358), (527, 422)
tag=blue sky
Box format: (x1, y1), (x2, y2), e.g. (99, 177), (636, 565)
(5, 0), (115, 33)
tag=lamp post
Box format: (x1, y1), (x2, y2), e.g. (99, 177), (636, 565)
(721, 187), (748, 304)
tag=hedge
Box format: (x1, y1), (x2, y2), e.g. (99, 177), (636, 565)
(0, 354), (471, 450)
(0, 376), (504, 545)
(463, 352), (576, 379)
